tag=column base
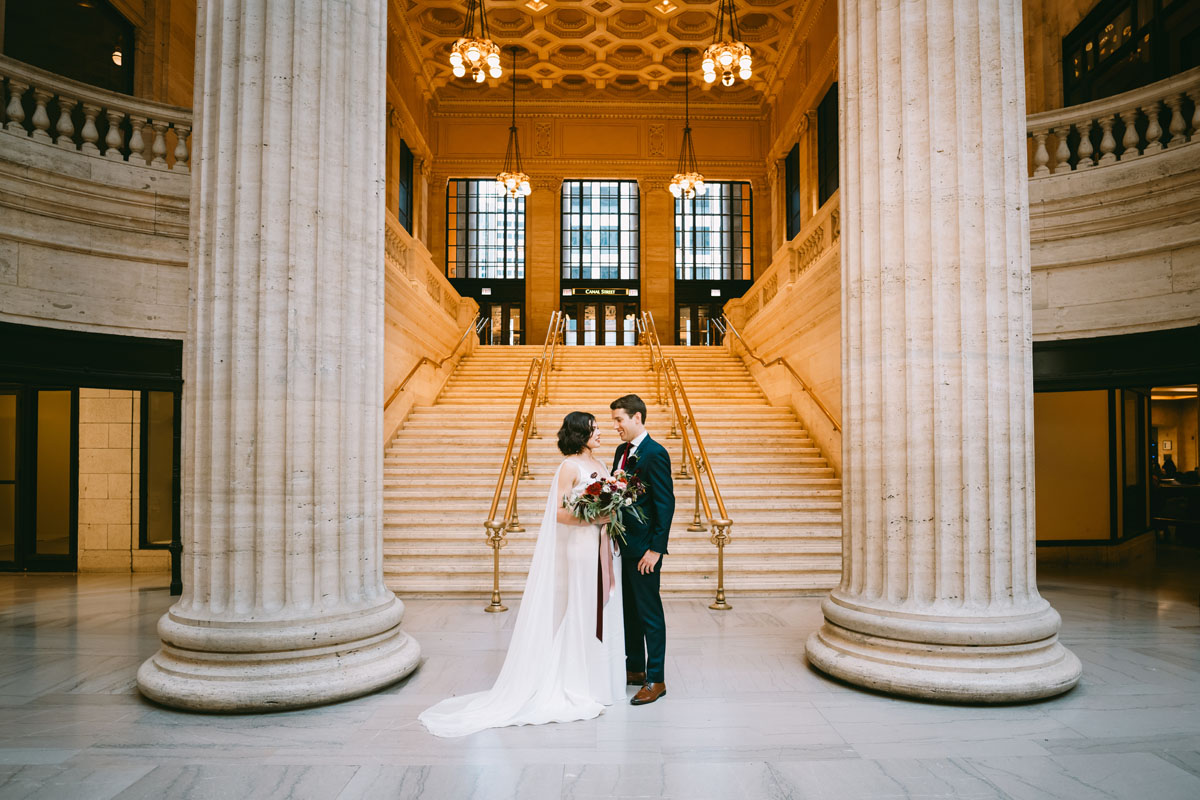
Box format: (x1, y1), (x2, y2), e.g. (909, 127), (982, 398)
(137, 597), (421, 712)
(805, 621), (1081, 703)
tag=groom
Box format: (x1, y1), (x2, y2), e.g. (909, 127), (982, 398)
(611, 394), (674, 706)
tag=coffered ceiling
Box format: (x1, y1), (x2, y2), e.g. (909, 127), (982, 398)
(398, 0), (805, 106)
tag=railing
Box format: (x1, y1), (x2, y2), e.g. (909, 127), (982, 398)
(1026, 65), (1199, 177)
(714, 315), (842, 433)
(385, 315), (484, 410)
(1, 55), (191, 170)
(641, 311), (733, 611)
(482, 310), (566, 612)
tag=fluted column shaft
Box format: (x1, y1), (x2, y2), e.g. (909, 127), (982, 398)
(806, 0), (1080, 701)
(137, 0), (420, 711)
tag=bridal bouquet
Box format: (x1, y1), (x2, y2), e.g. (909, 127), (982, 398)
(563, 470), (646, 546)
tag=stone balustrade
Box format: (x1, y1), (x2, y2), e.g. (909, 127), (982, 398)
(1027, 66), (1199, 177)
(0, 55), (191, 171)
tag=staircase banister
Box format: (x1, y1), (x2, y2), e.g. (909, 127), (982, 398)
(0, 54), (192, 126)
(720, 314), (842, 433)
(486, 355), (542, 525)
(1025, 65), (1200, 133)
(385, 314), (484, 409)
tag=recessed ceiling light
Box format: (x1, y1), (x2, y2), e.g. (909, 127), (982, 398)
(525, 0), (548, 11)
(653, 0), (678, 15)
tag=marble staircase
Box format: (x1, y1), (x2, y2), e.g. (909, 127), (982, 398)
(383, 345), (842, 597)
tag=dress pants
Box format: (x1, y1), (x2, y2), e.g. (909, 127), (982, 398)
(621, 553), (666, 683)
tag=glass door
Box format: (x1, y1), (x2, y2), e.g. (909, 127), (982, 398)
(0, 386), (77, 571)
(677, 303), (721, 346)
(562, 301), (640, 345)
(478, 302), (523, 345)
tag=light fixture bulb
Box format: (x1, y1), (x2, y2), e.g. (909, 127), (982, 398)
(475, 70), (486, 83)
(112, 47), (123, 66)
(489, 66), (502, 78)
(739, 68), (751, 80)
(704, 71), (716, 84)
(702, 57), (714, 72)
(450, 51), (463, 66)
(722, 72), (734, 86)
(453, 64), (466, 77)
(739, 54), (752, 70)
(487, 52), (500, 68)
(467, 45), (480, 62)
(520, 180), (531, 195)
(719, 50), (733, 67)
(669, 183), (681, 197)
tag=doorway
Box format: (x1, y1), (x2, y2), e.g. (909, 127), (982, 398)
(0, 386), (78, 571)
(677, 303), (723, 346)
(479, 302), (523, 345)
(561, 300), (639, 346)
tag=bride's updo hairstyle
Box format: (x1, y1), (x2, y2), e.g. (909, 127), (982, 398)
(557, 411), (596, 456)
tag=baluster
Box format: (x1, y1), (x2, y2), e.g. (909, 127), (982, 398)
(1052, 126), (1070, 173)
(30, 89), (53, 143)
(1190, 90), (1200, 140)
(5, 81), (28, 134)
(172, 123), (190, 171)
(150, 121), (168, 167)
(1165, 93), (1186, 147)
(104, 110), (126, 160)
(80, 103), (101, 154)
(55, 96), (77, 150)
(1075, 119), (1095, 169)
(128, 116), (148, 164)
(1097, 116), (1117, 164)
(1142, 101), (1164, 154)
(1031, 129), (1050, 177)
(1118, 109), (1140, 159)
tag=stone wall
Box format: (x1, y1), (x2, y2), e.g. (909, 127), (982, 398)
(77, 388), (168, 572)
(0, 133), (189, 338)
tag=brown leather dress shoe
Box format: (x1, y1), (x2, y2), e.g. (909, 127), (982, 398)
(626, 671), (646, 686)
(630, 682), (666, 705)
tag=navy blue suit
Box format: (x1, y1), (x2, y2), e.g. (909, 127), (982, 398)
(614, 435), (674, 683)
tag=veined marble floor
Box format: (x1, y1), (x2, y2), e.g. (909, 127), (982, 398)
(1, 550), (1199, 800)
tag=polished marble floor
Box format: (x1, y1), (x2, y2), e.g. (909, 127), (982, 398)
(1, 548), (1198, 799)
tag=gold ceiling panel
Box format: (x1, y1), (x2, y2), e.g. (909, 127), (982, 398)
(404, 0), (801, 103)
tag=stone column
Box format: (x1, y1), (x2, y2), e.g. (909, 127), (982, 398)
(137, 0), (420, 711)
(806, 0), (1081, 702)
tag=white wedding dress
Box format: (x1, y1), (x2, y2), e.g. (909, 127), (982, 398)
(419, 460), (625, 738)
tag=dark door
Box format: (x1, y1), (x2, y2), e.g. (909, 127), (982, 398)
(0, 386), (77, 571)
(479, 302), (523, 345)
(562, 301), (639, 345)
(677, 303), (721, 346)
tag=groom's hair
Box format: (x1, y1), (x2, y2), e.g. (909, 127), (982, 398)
(610, 394), (647, 424)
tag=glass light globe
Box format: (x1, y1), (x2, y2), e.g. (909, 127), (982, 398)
(722, 72), (734, 86)
(520, 181), (531, 196)
(695, 180), (706, 195)
(719, 50), (734, 67)
(467, 44), (480, 62)
(487, 52), (500, 68)
(703, 71), (716, 84)
(489, 66), (502, 78)
(702, 56), (714, 72)
(474, 69), (486, 83)
(669, 183), (681, 197)
(739, 68), (751, 80)
(739, 54), (752, 70)
(453, 64), (466, 77)
(450, 51), (463, 67)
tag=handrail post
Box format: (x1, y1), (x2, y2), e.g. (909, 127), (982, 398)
(688, 456), (707, 532)
(709, 519), (732, 610)
(484, 520), (507, 613)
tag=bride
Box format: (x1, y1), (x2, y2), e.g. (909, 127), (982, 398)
(419, 411), (625, 738)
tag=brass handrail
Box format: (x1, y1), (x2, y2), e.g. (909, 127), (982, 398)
(385, 315), (485, 409)
(640, 311), (733, 610)
(715, 314), (842, 433)
(541, 310), (566, 405)
(482, 311), (564, 612)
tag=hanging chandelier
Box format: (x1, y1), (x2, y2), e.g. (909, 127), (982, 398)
(702, 0), (752, 86)
(669, 50), (705, 200)
(497, 48), (531, 198)
(450, 0), (502, 83)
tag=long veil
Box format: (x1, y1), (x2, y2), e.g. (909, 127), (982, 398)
(419, 464), (573, 737)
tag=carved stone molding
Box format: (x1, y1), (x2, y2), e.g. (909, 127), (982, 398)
(535, 122), (552, 156)
(648, 123), (666, 158)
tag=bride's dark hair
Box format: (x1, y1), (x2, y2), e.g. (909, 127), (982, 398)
(557, 411), (596, 456)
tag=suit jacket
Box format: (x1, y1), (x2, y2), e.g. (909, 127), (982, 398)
(613, 435), (675, 561)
